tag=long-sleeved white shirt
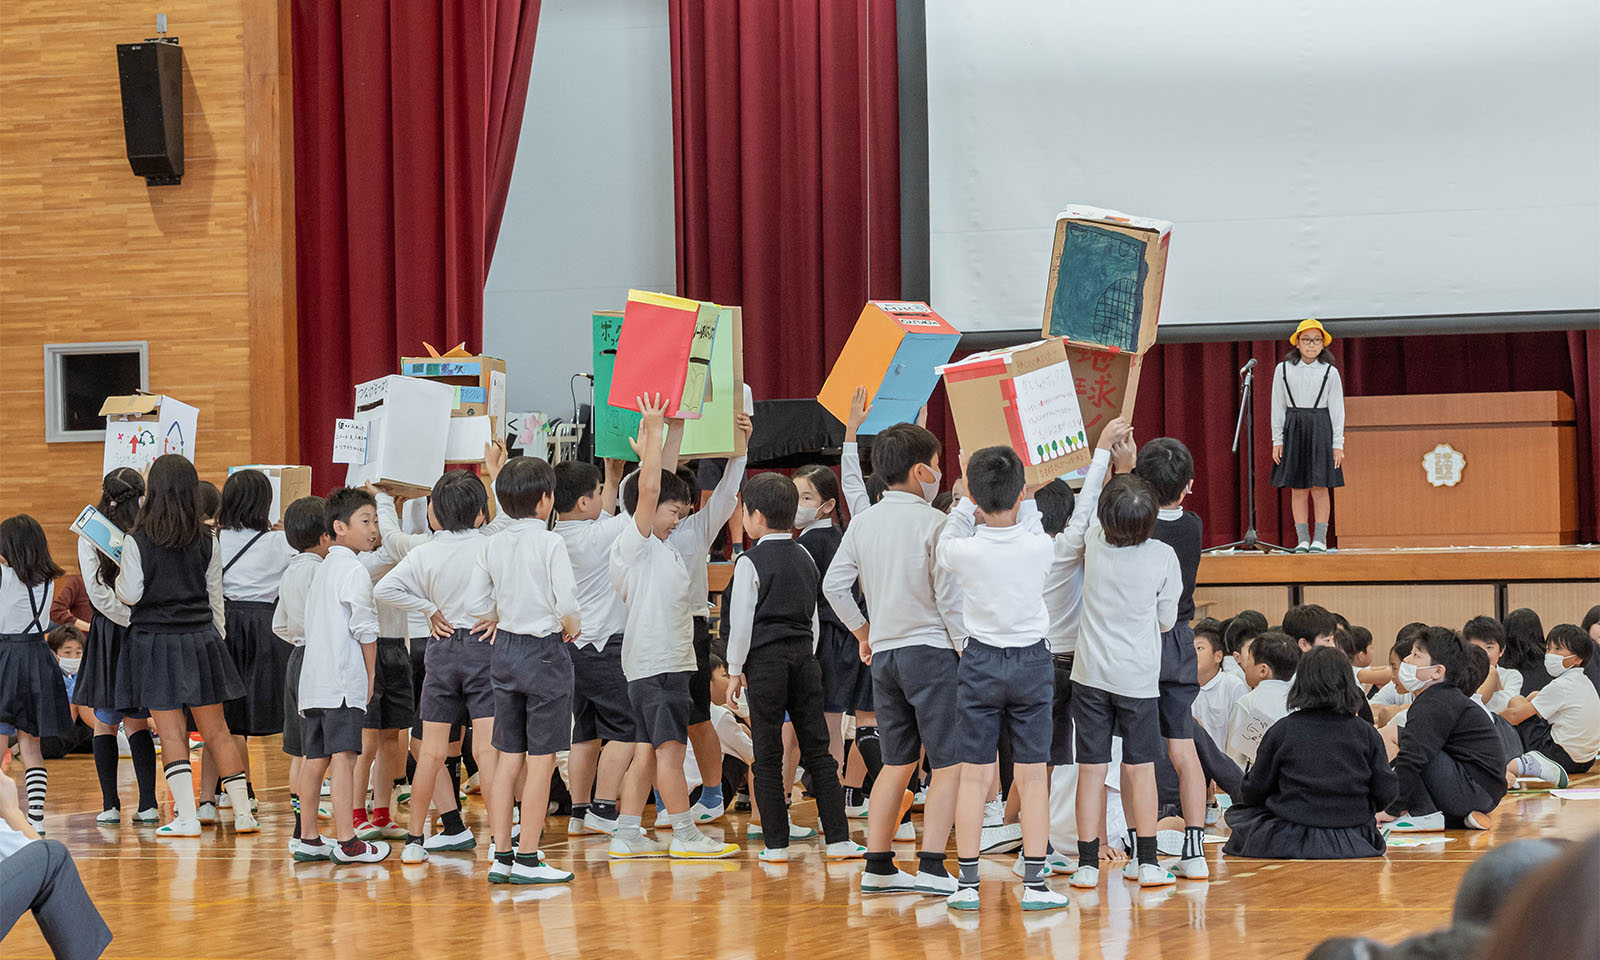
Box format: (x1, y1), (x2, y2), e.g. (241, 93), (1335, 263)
(1225, 678), (1291, 766)
(1270, 359), (1345, 449)
(0, 566), (52, 634)
(609, 521), (696, 681)
(667, 455), (747, 618)
(724, 533), (820, 676)
(299, 545), (378, 710)
(1043, 452), (1112, 654)
(218, 528), (295, 602)
(1193, 669), (1249, 745)
(358, 544), (410, 639)
(374, 491), (512, 637)
(840, 441), (873, 519)
(272, 551), (323, 647)
(373, 530), (497, 629)
(555, 513), (631, 650)
(115, 537), (226, 636)
(467, 518), (580, 637)
(77, 539), (130, 627)
(822, 490), (965, 654)
(937, 500), (1052, 648)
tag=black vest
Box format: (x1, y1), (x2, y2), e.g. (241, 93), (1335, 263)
(128, 531), (215, 631)
(745, 536), (819, 650)
(1153, 511), (1202, 623)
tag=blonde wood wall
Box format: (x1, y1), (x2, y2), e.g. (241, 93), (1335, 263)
(0, 2), (294, 565)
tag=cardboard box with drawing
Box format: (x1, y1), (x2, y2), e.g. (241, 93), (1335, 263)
(938, 338), (1093, 485)
(818, 301), (962, 436)
(608, 290), (720, 421)
(99, 393), (199, 475)
(1064, 343), (1143, 451)
(400, 343), (505, 464)
(1041, 205), (1172, 355)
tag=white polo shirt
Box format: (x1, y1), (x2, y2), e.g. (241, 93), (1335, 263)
(298, 545), (379, 711)
(1535, 669), (1600, 763)
(471, 518), (580, 637)
(609, 521), (695, 682)
(271, 551), (322, 647)
(555, 512), (631, 650)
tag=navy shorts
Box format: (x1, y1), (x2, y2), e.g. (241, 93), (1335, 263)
(628, 671), (693, 748)
(1070, 681), (1161, 765)
(689, 617), (713, 724)
(302, 706), (364, 759)
(281, 645), (306, 758)
(419, 629), (495, 724)
(363, 638), (416, 730)
(1050, 653), (1075, 766)
(818, 620), (873, 714)
(568, 635), (641, 743)
(956, 639), (1053, 766)
(1158, 622), (1199, 740)
(871, 645), (961, 769)
(489, 631), (574, 756)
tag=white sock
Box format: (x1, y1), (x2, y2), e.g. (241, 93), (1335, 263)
(617, 814), (644, 839)
(669, 811), (705, 842)
(165, 761), (197, 820)
(221, 772), (252, 817)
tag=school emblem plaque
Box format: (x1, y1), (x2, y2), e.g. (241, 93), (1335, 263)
(1422, 443), (1465, 488)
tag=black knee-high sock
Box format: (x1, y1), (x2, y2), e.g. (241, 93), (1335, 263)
(92, 735), (121, 811)
(855, 726), (883, 783)
(445, 755), (463, 799)
(24, 767), (47, 821)
(405, 752), (417, 785)
(128, 729), (158, 811)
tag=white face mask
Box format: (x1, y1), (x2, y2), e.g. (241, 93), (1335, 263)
(793, 504), (819, 528)
(59, 657), (81, 676)
(1397, 662), (1443, 692)
(919, 467), (942, 504)
(1545, 653), (1574, 677)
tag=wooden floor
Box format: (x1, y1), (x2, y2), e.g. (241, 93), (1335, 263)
(5, 743), (1597, 960)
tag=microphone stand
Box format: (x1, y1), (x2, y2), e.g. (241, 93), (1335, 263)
(1205, 361), (1288, 554)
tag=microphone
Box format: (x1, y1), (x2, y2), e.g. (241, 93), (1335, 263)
(1238, 357), (1257, 375)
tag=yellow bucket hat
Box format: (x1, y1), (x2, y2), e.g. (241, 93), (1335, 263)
(1289, 318), (1332, 346)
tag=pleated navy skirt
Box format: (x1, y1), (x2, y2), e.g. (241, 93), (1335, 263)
(222, 599), (288, 736)
(1223, 803), (1384, 859)
(0, 632), (73, 738)
(115, 624), (246, 714)
(1270, 406), (1344, 490)
(72, 613), (126, 711)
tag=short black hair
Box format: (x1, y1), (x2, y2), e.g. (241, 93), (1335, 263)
(47, 622), (84, 654)
(1391, 634), (1417, 662)
(1397, 621), (1429, 648)
(1194, 618), (1224, 654)
(1459, 643), (1491, 694)
(0, 514), (64, 586)
(864, 474), (887, 505)
(326, 487), (377, 528)
(431, 470), (488, 531)
(1501, 608), (1546, 673)
(217, 469), (273, 533)
(710, 653), (726, 673)
(1134, 437), (1193, 506)
(1282, 604), (1337, 645)
(282, 496), (330, 551)
(1332, 626), (1371, 660)
(554, 461), (602, 515)
(965, 445), (1025, 513)
(1097, 474), (1158, 547)
(1224, 610), (1269, 655)
(1287, 647), (1366, 716)
(1249, 629), (1300, 680)
(622, 468), (692, 516)
(1463, 615), (1506, 650)
(1033, 479), (1076, 536)
(1413, 626), (1468, 684)
(1547, 623), (1594, 664)
(870, 423), (940, 486)
(197, 480), (222, 521)
(496, 456), (557, 519)
(741, 472), (798, 530)
(676, 465), (699, 501)
(1582, 605), (1600, 634)
(931, 490), (953, 514)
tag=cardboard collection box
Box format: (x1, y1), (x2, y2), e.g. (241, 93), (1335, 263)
(608, 290), (720, 421)
(1041, 205), (1172, 355)
(939, 338), (1093, 485)
(818, 301), (962, 436)
(228, 465), (311, 525)
(1063, 342), (1144, 451)
(99, 393), (198, 475)
(340, 375), (453, 496)
(400, 343), (506, 464)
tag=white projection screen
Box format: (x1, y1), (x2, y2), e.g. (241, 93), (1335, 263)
(925, 0), (1600, 334)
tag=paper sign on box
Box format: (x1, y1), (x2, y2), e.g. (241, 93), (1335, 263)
(331, 420), (371, 465)
(444, 416), (493, 464)
(228, 465), (311, 525)
(99, 394), (199, 475)
(680, 306), (748, 458)
(1041, 205), (1172, 355)
(818, 302), (962, 436)
(939, 338), (1092, 485)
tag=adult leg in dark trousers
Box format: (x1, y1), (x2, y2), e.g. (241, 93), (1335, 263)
(747, 640), (849, 848)
(0, 838), (113, 960)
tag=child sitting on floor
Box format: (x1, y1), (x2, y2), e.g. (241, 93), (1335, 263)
(1225, 631), (1299, 769)
(1192, 621), (1247, 748)
(1464, 616), (1523, 714)
(1224, 647), (1396, 859)
(1500, 623), (1600, 789)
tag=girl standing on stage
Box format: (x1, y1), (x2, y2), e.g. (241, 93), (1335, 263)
(1270, 319), (1345, 553)
(0, 515), (71, 832)
(114, 454), (258, 837)
(74, 468), (162, 824)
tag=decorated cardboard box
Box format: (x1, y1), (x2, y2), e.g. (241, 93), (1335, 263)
(338, 375), (453, 496)
(1063, 341), (1144, 451)
(99, 393), (198, 474)
(818, 301), (962, 436)
(938, 338), (1093, 485)
(608, 290), (720, 420)
(1041, 205), (1172, 355)
(679, 306), (747, 458)
(227, 465), (311, 525)
(400, 343), (508, 443)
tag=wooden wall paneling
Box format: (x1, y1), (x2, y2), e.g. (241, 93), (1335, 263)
(1191, 587), (1293, 624)
(1302, 584), (1497, 665)
(1504, 583), (1599, 628)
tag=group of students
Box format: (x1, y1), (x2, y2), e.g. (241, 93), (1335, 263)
(2, 389), (1597, 915)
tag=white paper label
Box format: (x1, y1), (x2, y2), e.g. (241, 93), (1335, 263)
(332, 418), (371, 464)
(353, 377), (391, 408)
(1010, 362), (1090, 466)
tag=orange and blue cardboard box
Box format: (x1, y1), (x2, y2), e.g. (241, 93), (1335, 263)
(818, 301), (962, 436)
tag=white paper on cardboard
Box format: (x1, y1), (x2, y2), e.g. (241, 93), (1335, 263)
(71, 505), (125, 564)
(444, 416), (493, 462)
(354, 377), (392, 409)
(344, 376), (453, 491)
(102, 396), (199, 475)
(1058, 204), (1174, 238)
(332, 419), (371, 464)
(1010, 363), (1090, 467)
(489, 371), (507, 428)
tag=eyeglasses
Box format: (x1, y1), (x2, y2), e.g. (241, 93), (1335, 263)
(1299, 336), (1324, 345)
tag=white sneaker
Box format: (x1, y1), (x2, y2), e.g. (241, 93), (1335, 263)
(1012, 853), (1054, 879)
(1390, 811), (1446, 832)
(609, 833), (668, 859)
(915, 870), (958, 896)
(511, 858), (573, 884)
(157, 817), (202, 838)
(133, 807), (160, 825)
(983, 797), (1004, 825)
(669, 834), (739, 859)
(1139, 862), (1177, 887)
(1308, 540), (1327, 553)
(1020, 885), (1071, 911)
(758, 846), (789, 863)
(232, 812), (261, 834)
(402, 842), (428, 864)
(1177, 856), (1210, 880)
(893, 821), (917, 842)
(488, 857), (512, 884)
(424, 828), (476, 851)
(1121, 859), (1141, 881)
(845, 801), (870, 820)
(293, 839), (332, 862)
(1521, 751), (1571, 788)
(196, 802), (218, 825)
(979, 822), (1023, 854)
(690, 800), (725, 823)
(1464, 811), (1493, 831)
(1068, 865), (1099, 888)
(788, 824), (819, 841)
(583, 811), (619, 835)
(97, 808), (120, 824)
(1156, 829), (1185, 857)
(1045, 851), (1074, 874)
(826, 840), (867, 861)
(216, 792), (232, 809)
(331, 840), (391, 864)
(653, 807), (670, 827)
(913, 789), (927, 808)
(860, 868), (918, 894)
(946, 887), (980, 911)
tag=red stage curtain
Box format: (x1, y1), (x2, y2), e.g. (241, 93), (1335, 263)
(669, 0), (902, 403)
(291, 0), (541, 491)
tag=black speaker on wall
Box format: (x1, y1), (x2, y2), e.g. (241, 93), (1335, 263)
(116, 40), (183, 186)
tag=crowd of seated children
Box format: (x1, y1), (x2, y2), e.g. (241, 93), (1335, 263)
(1499, 623), (1600, 788)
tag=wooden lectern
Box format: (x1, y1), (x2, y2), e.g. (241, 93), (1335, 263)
(1338, 391), (1578, 547)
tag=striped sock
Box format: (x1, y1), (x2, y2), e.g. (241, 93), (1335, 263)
(220, 772), (252, 820)
(24, 767), (46, 823)
(1023, 855), (1047, 890)
(164, 760), (197, 821)
(1183, 826), (1205, 859)
(957, 856), (980, 890)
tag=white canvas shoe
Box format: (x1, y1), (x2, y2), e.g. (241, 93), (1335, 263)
(1020, 885), (1071, 911)
(608, 833), (668, 859)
